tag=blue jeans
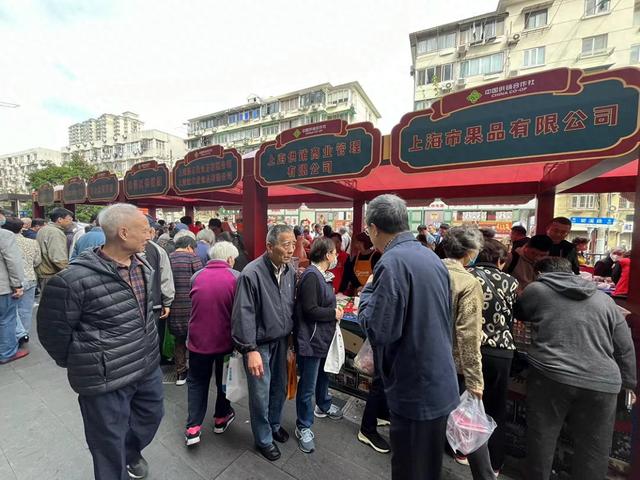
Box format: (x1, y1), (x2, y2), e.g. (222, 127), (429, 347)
(244, 337), (288, 448)
(295, 355), (332, 429)
(15, 282), (36, 340)
(0, 294), (19, 361)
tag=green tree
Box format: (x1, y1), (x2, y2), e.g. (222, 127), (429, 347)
(28, 152), (97, 190)
(29, 153), (100, 222)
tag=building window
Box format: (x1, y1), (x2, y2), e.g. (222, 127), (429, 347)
(584, 0), (610, 16)
(581, 34), (608, 56)
(438, 32), (456, 49)
(262, 124), (279, 136)
(619, 198), (634, 209)
(635, 3), (640, 24)
(417, 32), (455, 54)
(461, 52), (504, 77)
(525, 9), (548, 29)
(263, 102), (279, 116)
(280, 97), (299, 112)
(416, 69), (426, 86)
(631, 44), (640, 64)
(328, 89), (349, 104)
(523, 46), (545, 67)
(414, 100), (433, 111)
(571, 194), (596, 209)
(228, 113), (238, 124)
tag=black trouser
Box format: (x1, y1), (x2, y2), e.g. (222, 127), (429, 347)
(361, 374), (389, 434)
(78, 367), (164, 480)
(456, 375), (496, 480)
(481, 351), (513, 471)
(186, 351), (232, 427)
(390, 412), (448, 480)
(526, 368), (617, 480)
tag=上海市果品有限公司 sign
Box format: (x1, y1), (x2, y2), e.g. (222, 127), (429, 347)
(173, 145), (242, 194)
(255, 119), (382, 186)
(62, 177), (87, 204)
(391, 67), (640, 172)
(37, 183), (54, 206)
(124, 161), (170, 199)
(87, 171), (119, 203)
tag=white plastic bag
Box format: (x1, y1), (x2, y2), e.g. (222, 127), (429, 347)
(323, 325), (345, 374)
(221, 354), (231, 393)
(353, 338), (374, 376)
(446, 391), (497, 455)
(225, 352), (248, 403)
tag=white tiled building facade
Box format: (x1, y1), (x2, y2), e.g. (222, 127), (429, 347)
(186, 82), (381, 153)
(0, 148), (64, 194)
(411, 0), (640, 109)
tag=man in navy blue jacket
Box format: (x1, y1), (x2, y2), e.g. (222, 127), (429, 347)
(359, 194), (459, 480)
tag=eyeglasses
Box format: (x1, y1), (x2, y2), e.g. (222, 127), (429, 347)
(364, 226), (370, 237)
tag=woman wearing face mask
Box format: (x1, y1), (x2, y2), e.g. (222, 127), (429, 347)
(293, 237), (344, 454)
(594, 247), (625, 278)
(442, 226), (495, 480)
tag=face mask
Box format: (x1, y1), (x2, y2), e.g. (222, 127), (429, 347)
(466, 254), (478, 267)
(328, 257), (338, 270)
(610, 254), (620, 262)
(0, 217), (5, 227)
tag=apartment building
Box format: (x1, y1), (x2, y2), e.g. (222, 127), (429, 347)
(409, 0), (637, 253)
(0, 148), (64, 194)
(68, 111), (143, 145)
(410, 0), (639, 110)
(555, 192), (636, 252)
(185, 82), (381, 153)
(66, 112), (186, 176)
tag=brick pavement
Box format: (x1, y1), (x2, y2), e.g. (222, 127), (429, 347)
(0, 311), (518, 480)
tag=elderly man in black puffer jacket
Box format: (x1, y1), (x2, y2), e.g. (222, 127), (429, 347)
(38, 203), (163, 480)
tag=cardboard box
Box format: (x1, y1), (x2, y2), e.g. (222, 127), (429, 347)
(341, 328), (364, 355)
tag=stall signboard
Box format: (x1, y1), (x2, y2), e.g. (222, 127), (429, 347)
(173, 145), (242, 194)
(87, 171), (120, 203)
(392, 68), (640, 172)
(124, 161), (170, 199)
(570, 216), (615, 225)
(37, 183), (54, 206)
(255, 120), (382, 186)
(62, 177), (87, 204)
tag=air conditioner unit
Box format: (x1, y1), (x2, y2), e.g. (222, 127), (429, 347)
(410, 65), (416, 76)
(441, 81), (454, 91)
(508, 69), (519, 78)
(270, 114), (277, 120)
(278, 112), (284, 118)
(311, 105), (318, 111)
(456, 78), (466, 88)
(507, 33), (521, 46)
(457, 45), (468, 57)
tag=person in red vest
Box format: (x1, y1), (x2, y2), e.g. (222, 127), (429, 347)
(612, 251), (632, 297)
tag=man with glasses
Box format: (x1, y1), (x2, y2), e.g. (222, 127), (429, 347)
(546, 217), (580, 274)
(231, 225), (296, 461)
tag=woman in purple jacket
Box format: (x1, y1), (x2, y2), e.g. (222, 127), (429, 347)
(184, 241), (240, 447)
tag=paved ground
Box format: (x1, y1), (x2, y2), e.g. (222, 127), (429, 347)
(0, 310), (518, 480)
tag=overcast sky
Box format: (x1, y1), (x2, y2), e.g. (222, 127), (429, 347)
(0, 0), (497, 153)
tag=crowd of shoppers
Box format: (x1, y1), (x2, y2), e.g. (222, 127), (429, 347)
(2, 199), (637, 480)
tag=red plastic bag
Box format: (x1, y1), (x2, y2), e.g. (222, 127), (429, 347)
(287, 349), (297, 400)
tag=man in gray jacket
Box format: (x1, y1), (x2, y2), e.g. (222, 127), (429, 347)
(516, 257), (636, 480)
(0, 209), (26, 364)
(231, 224), (296, 461)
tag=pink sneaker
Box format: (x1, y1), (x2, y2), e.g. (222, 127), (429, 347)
(214, 409), (236, 434)
(185, 425), (201, 446)
(0, 349), (29, 365)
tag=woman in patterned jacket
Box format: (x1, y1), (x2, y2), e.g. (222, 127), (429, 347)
(468, 239), (518, 476)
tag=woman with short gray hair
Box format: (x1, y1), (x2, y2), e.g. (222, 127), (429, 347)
(184, 241), (240, 446)
(195, 228), (215, 265)
(442, 227), (494, 478)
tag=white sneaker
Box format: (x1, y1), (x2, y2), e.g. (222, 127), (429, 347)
(295, 427), (315, 453)
(313, 404), (343, 420)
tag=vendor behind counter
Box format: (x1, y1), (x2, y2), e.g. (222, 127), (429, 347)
(339, 232), (381, 294)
